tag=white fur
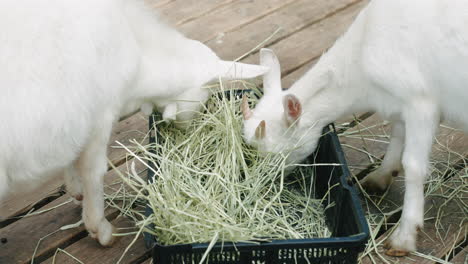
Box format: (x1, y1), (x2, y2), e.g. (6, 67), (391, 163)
(0, 0), (267, 245)
(243, 0), (468, 254)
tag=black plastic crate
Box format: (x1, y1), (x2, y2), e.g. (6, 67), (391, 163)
(144, 113), (369, 264)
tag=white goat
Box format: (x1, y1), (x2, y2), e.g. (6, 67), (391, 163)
(242, 0), (468, 256)
(0, 0), (267, 246)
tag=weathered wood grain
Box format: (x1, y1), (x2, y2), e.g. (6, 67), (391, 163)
(206, 0), (359, 61)
(41, 217), (150, 264)
(242, 0), (369, 75)
(156, 0), (235, 26)
(179, 0), (300, 43)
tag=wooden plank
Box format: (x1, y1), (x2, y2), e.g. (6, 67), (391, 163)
(206, 0), (360, 61)
(156, 0), (235, 26)
(451, 247), (468, 264)
(0, 113), (148, 221)
(41, 217), (149, 264)
(242, 0), (369, 74)
(0, 162), (147, 264)
(0, 197), (87, 264)
(179, 0), (300, 43)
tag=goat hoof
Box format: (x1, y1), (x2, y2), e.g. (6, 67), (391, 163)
(360, 169), (394, 192)
(384, 225), (417, 257)
(97, 221), (117, 247)
(87, 220), (117, 247)
(385, 248), (409, 257)
(383, 240), (409, 256)
(360, 178), (390, 192)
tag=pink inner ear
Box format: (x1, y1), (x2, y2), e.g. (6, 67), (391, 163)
(286, 95), (302, 121)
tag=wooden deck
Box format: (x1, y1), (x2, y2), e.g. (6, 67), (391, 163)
(0, 0), (466, 263)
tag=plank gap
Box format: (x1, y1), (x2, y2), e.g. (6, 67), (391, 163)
(201, 0), (300, 43)
(445, 237), (468, 263)
(34, 230), (89, 264)
(205, 0), (301, 42)
(0, 188), (65, 229)
(176, 0), (236, 26)
(261, 0), (363, 53)
(449, 246), (467, 264)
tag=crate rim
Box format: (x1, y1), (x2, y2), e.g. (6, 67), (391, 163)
(152, 233), (369, 253)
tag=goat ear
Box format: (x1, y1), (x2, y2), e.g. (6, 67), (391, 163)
(218, 61), (269, 80)
(283, 94), (302, 127)
(260, 48), (282, 96)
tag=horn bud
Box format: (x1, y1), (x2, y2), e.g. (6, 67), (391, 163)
(255, 120), (266, 139)
(241, 95), (253, 120)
